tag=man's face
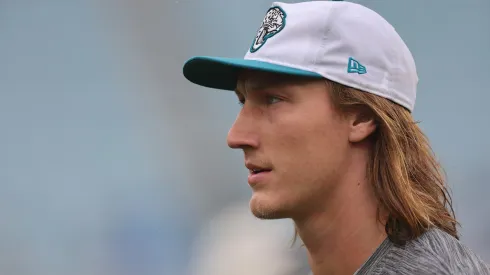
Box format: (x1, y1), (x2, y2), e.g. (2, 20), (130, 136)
(227, 70), (353, 219)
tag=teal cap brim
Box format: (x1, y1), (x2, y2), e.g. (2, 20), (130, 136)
(183, 56), (324, 91)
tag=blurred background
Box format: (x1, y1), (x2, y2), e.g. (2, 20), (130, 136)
(1, 0), (489, 274)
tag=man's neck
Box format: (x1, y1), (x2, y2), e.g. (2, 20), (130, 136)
(293, 168), (387, 275)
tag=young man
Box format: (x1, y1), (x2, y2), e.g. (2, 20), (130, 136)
(182, 1), (490, 274)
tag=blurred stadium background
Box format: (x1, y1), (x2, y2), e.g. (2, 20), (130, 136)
(1, 0), (489, 274)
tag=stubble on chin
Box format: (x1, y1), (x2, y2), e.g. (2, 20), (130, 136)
(249, 197), (289, 220)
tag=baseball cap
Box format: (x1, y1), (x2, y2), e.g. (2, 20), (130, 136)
(182, 0), (418, 111)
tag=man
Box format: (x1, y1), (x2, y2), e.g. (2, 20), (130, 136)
(182, 1), (490, 274)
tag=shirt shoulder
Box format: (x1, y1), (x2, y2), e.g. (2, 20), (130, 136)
(358, 228), (490, 275)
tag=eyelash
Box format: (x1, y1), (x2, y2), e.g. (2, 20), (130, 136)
(237, 95), (282, 106)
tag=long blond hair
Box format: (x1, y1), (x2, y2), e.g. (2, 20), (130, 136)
(295, 80), (459, 246)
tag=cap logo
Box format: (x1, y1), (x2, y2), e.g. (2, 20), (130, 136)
(347, 57), (367, 74)
(250, 6), (287, 53)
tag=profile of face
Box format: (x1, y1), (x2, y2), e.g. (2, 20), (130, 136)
(227, 70), (375, 220)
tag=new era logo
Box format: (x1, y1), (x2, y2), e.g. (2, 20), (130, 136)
(347, 57), (367, 74)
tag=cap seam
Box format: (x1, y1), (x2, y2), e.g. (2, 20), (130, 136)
(313, 4), (336, 71)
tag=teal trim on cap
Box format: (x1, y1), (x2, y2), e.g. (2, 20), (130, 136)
(182, 56), (324, 91)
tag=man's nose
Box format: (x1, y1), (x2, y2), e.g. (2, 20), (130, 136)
(226, 108), (260, 150)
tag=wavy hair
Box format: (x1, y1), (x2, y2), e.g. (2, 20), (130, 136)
(294, 80), (459, 246)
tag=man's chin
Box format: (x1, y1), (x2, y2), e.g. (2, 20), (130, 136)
(249, 197), (290, 220)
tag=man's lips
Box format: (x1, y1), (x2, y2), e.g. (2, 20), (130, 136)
(245, 162), (272, 173)
(245, 162), (272, 186)
(248, 170), (271, 186)
(249, 168), (272, 174)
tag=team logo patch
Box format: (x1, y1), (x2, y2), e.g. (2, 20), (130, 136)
(250, 6), (287, 53)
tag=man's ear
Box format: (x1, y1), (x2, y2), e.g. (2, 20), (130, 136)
(348, 106), (377, 143)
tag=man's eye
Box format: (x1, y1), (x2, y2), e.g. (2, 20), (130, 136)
(266, 95), (282, 105)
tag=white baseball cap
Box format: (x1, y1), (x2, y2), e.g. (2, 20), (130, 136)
(183, 0), (418, 111)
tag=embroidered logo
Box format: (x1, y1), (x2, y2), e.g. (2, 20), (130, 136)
(250, 6), (287, 53)
(347, 57), (367, 74)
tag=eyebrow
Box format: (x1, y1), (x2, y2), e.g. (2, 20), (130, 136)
(246, 79), (270, 90)
(235, 71), (302, 96)
(235, 78), (277, 96)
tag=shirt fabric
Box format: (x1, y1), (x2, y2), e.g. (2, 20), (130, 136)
(354, 228), (490, 275)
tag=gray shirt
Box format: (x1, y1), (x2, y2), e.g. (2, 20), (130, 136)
(355, 228), (490, 274)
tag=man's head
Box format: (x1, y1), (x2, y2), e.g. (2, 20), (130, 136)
(228, 70), (377, 220)
(182, 0), (458, 245)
